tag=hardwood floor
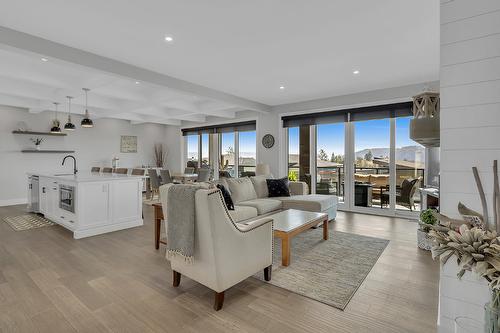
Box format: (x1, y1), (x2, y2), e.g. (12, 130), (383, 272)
(0, 204), (439, 332)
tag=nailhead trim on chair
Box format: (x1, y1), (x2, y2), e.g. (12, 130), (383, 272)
(207, 189), (275, 259)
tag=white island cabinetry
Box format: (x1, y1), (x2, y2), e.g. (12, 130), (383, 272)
(33, 173), (143, 239)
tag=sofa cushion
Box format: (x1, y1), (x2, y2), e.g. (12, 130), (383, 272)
(277, 195), (337, 212)
(250, 175), (269, 198)
(354, 174), (370, 183)
(226, 177), (258, 203)
(266, 177), (290, 197)
(229, 205), (258, 222)
(216, 184), (234, 210)
(370, 174), (389, 187)
(237, 198), (282, 215)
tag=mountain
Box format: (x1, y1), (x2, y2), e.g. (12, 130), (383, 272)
(355, 145), (425, 162)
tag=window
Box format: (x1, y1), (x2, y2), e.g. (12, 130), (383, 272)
(288, 127), (299, 181)
(186, 135), (199, 168)
(395, 116), (425, 211)
(220, 132), (235, 177)
(354, 118), (391, 209)
(201, 133), (210, 168)
(316, 123), (345, 202)
(238, 131), (256, 177)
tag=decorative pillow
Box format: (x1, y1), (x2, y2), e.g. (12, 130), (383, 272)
(266, 177), (290, 197)
(216, 184), (234, 210)
(226, 177), (258, 203)
(250, 175), (270, 198)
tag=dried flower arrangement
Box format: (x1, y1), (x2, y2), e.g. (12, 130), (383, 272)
(154, 143), (167, 168)
(429, 160), (500, 332)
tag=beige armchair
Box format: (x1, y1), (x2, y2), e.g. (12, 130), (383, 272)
(168, 188), (274, 310)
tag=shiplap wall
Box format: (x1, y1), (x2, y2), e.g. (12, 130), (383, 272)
(439, 0), (500, 331)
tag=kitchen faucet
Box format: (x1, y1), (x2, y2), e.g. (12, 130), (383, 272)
(62, 155), (78, 174)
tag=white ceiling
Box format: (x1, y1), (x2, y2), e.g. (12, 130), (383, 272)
(0, 0), (439, 124)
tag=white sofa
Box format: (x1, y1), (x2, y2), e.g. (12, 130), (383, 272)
(167, 188), (274, 310)
(217, 176), (338, 223)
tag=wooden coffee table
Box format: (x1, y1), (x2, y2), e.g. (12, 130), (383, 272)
(269, 209), (329, 266)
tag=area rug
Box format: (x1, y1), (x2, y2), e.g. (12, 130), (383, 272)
(3, 214), (55, 231)
(254, 229), (389, 310)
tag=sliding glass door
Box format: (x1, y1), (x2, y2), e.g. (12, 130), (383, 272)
(316, 123), (345, 202)
(353, 118), (391, 210)
(284, 102), (424, 217)
(395, 116), (425, 212)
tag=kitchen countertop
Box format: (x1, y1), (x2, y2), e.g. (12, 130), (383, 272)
(28, 172), (145, 183)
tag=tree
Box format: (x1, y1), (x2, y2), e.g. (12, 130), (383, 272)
(318, 149), (328, 161)
(226, 146), (234, 155)
(330, 152), (335, 162)
(364, 150), (373, 161)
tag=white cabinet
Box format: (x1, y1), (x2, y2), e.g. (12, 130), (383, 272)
(28, 174), (143, 239)
(38, 177), (59, 218)
(78, 181), (111, 228)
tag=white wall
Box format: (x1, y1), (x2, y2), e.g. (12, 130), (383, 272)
(439, 0), (500, 331)
(0, 105), (177, 206)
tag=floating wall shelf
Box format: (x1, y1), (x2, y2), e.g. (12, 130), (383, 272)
(22, 149), (75, 153)
(12, 130), (67, 136)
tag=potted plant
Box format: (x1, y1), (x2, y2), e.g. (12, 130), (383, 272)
(429, 160), (500, 332)
(30, 137), (43, 150)
(417, 208), (437, 251)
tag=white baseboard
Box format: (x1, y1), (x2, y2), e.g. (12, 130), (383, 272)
(0, 198), (27, 207)
(73, 219), (144, 239)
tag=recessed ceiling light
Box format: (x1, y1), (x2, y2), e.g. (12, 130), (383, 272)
(135, 81), (140, 84)
(279, 85), (285, 90)
(164, 35), (174, 43)
(353, 70), (360, 75)
(41, 58), (48, 62)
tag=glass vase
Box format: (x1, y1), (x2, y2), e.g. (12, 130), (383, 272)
(485, 302), (500, 333)
(454, 316), (483, 333)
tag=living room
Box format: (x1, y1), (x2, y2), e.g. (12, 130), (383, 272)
(0, 1), (499, 332)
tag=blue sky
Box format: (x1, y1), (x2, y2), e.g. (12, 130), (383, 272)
(289, 117), (417, 156)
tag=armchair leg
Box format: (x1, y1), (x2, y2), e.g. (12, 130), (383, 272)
(214, 291), (225, 311)
(172, 270), (181, 287)
(264, 265), (272, 281)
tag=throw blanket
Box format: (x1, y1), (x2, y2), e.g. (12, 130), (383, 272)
(166, 184), (205, 263)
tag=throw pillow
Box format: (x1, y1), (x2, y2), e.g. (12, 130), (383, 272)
(266, 177), (290, 197)
(226, 177), (258, 203)
(250, 175), (270, 198)
(216, 184), (234, 210)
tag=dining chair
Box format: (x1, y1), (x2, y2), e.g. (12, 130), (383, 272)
(184, 167), (195, 174)
(131, 168), (145, 176)
(91, 167), (101, 173)
(160, 169), (174, 185)
(102, 167), (113, 173)
(148, 169), (162, 199)
(114, 168), (128, 174)
(197, 168), (211, 182)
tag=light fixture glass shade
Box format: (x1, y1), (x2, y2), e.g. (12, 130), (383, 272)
(64, 96), (75, 131)
(64, 117), (75, 131)
(81, 110), (94, 128)
(50, 102), (61, 133)
(81, 88), (94, 128)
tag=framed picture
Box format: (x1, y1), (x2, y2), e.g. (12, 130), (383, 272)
(120, 135), (137, 153)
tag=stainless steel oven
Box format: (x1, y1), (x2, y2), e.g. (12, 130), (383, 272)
(59, 184), (75, 213)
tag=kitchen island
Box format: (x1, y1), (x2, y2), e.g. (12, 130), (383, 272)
(27, 173), (143, 239)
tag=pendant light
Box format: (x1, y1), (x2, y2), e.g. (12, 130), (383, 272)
(64, 96), (76, 131)
(50, 102), (62, 133)
(81, 88), (94, 128)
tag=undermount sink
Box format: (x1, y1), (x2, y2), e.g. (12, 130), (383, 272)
(53, 173), (74, 176)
